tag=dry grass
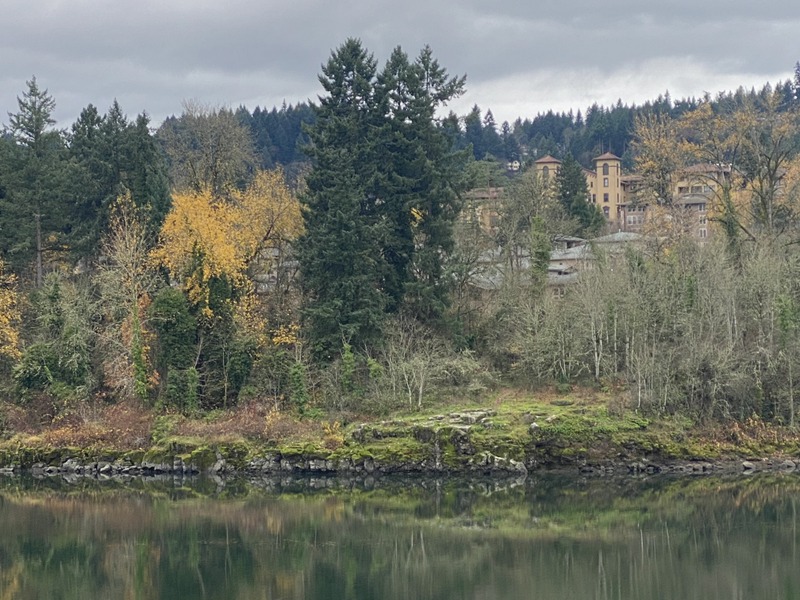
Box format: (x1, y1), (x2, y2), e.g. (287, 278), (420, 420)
(1, 396), (334, 450)
(2, 398), (153, 450)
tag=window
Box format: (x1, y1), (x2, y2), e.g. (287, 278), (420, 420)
(699, 203), (706, 212)
(603, 193), (609, 203)
(691, 185), (703, 193)
(603, 206), (610, 217)
(603, 177), (609, 187)
(591, 194), (596, 203)
(699, 228), (707, 238)
(542, 166), (549, 178)
(678, 186), (688, 194)
(602, 163), (609, 176)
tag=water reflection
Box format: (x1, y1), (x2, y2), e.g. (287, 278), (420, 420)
(0, 473), (798, 599)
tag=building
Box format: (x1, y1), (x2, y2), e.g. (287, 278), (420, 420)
(534, 153), (717, 242)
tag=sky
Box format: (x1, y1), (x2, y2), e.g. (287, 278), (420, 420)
(1, 1), (798, 130)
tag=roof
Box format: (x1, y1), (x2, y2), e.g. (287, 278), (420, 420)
(550, 245), (592, 262)
(534, 154), (562, 164)
(591, 231), (644, 244)
(594, 152), (621, 162)
(681, 163), (732, 174)
(553, 235), (586, 244)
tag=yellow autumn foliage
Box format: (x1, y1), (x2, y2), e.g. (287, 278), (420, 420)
(153, 169), (302, 317)
(0, 257), (21, 361)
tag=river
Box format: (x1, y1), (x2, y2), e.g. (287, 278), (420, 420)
(0, 472), (797, 599)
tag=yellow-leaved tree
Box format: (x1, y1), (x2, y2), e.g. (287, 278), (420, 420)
(0, 257), (21, 362)
(154, 168), (302, 319)
(151, 168), (302, 407)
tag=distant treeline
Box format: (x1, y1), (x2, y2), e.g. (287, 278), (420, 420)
(215, 77), (800, 173)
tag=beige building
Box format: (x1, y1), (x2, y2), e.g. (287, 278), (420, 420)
(534, 152), (628, 226)
(533, 153), (716, 242)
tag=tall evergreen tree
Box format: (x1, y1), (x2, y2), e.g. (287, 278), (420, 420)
(1, 77), (75, 283)
(69, 103), (170, 258)
(298, 39), (386, 358)
(299, 40), (466, 358)
(389, 46), (467, 320)
(481, 109), (503, 158)
(464, 105), (485, 160)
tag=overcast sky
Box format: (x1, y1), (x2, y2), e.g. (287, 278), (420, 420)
(2, 1), (798, 130)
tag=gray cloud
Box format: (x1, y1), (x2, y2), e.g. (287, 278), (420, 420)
(2, 1), (797, 128)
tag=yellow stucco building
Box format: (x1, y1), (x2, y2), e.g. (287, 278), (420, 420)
(533, 153), (714, 241)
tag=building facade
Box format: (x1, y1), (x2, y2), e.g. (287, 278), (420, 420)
(533, 153), (716, 242)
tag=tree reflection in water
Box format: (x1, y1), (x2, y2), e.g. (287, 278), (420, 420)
(0, 473), (798, 599)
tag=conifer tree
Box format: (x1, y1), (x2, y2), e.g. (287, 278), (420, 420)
(1, 77), (74, 283)
(385, 46), (467, 320)
(69, 103), (170, 258)
(556, 153), (604, 236)
(299, 40), (466, 358)
(297, 39), (387, 358)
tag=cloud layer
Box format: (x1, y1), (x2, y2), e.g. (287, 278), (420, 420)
(2, 1), (798, 127)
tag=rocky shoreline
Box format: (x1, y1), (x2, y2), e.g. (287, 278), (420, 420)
(2, 449), (799, 482)
(3, 408), (800, 481)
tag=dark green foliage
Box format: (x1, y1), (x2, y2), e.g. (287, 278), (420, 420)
(556, 154), (604, 236)
(13, 273), (97, 398)
(241, 102), (315, 171)
(463, 105), (486, 159)
(199, 320), (255, 409)
(288, 360), (309, 413)
(149, 280), (257, 410)
(299, 39), (467, 358)
(0, 79), (77, 282)
(297, 39), (391, 358)
(163, 367), (199, 413)
(0, 84), (169, 280)
(68, 102), (170, 257)
(13, 342), (58, 390)
(529, 216), (551, 289)
(501, 120), (520, 161)
(149, 287), (197, 373)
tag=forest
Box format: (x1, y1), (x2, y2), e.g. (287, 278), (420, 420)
(2, 39), (800, 436)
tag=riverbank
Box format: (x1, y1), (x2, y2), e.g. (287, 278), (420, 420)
(2, 387), (800, 477)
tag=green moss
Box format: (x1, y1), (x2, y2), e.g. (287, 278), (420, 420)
(361, 437), (430, 464)
(185, 447), (216, 470)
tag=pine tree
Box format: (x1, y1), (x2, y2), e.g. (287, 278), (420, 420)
(391, 46), (467, 320)
(69, 103), (171, 258)
(1, 77), (74, 283)
(298, 39), (387, 358)
(299, 40), (467, 357)
(7, 76), (56, 157)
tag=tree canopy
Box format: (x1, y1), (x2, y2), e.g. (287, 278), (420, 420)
(298, 39), (467, 358)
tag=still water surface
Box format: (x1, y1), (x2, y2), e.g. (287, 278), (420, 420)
(0, 473), (798, 599)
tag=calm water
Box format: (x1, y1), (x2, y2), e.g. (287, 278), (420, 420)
(0, 472), (798, 599)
